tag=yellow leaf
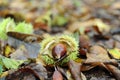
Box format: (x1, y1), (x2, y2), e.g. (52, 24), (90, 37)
(109, 48), (120, 59)
(4, 45), (14, 57)
(94, 19), (110, 32)
(0, 71), (8, 78)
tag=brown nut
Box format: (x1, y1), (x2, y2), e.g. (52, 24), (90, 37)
(52, 43), (67, 59)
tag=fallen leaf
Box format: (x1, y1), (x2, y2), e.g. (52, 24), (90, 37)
(0, 55), (25, 74)
(109, 48), (120, 59)
(79, 35), (90, 49)
(3, 44), (15, 57)
(2, 56), (24, 69)
(7, 34), (40, 59)
(6, 63), (47, 80)
(105, 64), (120, 80)
(84, 45), (118, 71)
(52, 68), (63, 80)
(68, 60), (83, 80)
(86, 45), (110, 63)
(10, 45), (29, 60)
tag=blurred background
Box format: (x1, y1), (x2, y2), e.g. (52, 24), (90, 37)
(0, 0), (120, 34)
(0, 1), (120, 80)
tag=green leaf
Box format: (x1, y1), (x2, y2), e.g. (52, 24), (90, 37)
(0, 65), (3, 74)
(0, 55), (27, 74)
(0, 56), (25, 70)
(2, 57), (24, 69)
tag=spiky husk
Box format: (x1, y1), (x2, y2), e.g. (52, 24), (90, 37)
(61, 51), (78, 65)
(41, 55), (55, 65)
(40, 35), (79, 65)
(14, 22), (33, 34)
(0, 18), (33, 40)
(0, 18), (15, 40)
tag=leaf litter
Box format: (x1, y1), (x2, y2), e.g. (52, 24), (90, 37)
(0, 0), (120, 80)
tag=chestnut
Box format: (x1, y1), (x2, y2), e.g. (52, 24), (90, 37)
(52, 43), (67, 59)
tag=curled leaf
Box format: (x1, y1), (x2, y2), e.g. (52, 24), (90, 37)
(6, 63), (48, 80)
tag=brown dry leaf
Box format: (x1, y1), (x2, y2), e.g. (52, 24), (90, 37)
(82, 45), (120, 80)
(30, 63), (48, 79)
(86, 45), (110, 63)
(68, 19), (110, 33)
(7, 32), (43, 43)
(7, 32), (41, 59)
(6, 63), (48, 80)
(79, 35), (90, 49)
(105, 64), (120, 80)
(0, 10), (25, 22)
(68, 60), (83, 80)
(84, 45), (118, 70)
(68, 21), (94, 33)
(52, 69), (63, 80)
(33, 22), (50, 32)
(81, 65), (95, 72)
(7, 39), (40, 59)
(10, 45), (29, 60)
(66, 70), (73, 80)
